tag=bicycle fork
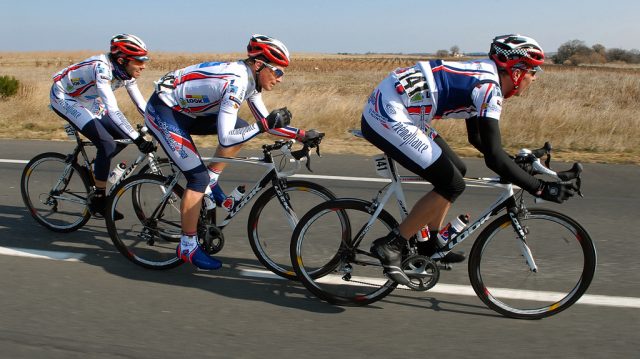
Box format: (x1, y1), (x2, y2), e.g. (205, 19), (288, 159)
(508, 210), (538, 273)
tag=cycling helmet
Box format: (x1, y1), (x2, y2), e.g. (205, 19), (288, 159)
(247, 34), (290, 67)
(489, 34), (544, 97)
(110, 34), (149, 62)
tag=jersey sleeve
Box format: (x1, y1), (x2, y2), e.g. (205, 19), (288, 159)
(247, 92), (303, 139)
(471, 81), (503, 121)
(125, 79), (147, 116)
(94, 62), (140, 140)
(216, 81), (261, 147)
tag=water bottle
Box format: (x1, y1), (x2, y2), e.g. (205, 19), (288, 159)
(107, 162), (127, 185)
(417, 226), (430, 242)
(222, 185), (245, 211)
(436, 214), (469, 247)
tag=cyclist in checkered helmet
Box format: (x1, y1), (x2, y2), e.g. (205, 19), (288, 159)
(363, 34), (577, 285)
(145, 34), (321, 270)
(50, 34), (154, 218)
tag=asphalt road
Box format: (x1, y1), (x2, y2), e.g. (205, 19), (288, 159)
(1, 139), (638, 358)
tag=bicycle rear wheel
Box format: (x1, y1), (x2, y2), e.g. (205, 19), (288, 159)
(20, 152), (91, 232)
(105, 174), (184, 269)
(247, 180), (337, 280)
(291, 199), (398, 306)
(468, 208), (597, 319)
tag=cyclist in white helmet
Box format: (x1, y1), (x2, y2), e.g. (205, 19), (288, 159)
(50, 34), (155, 218)
(145, 34), (321, 270)
(363, 34), (577, 285)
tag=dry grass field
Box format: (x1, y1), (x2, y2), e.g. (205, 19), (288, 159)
(1, 51), (639, 164)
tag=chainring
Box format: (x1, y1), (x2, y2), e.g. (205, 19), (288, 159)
(401, 255), (440, 291)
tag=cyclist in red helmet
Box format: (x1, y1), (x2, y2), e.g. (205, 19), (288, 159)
(145, 34), (321, 270)
(363, 34), (577, 285)
(50, 34), (154, 218)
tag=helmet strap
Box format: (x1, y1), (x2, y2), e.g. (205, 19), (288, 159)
(504, 68), (525, 98)
(110, 55), (132, 81)
(253, 60), (266, 92)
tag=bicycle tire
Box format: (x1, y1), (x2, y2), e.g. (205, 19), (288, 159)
(105, 173), (184, 270)
(247, 180), (337, 280)
(291, 198), (399, 306)
(468, 208), (597, 319)
(20, 152), (92, 232)
(135, 157), (174, 176)
(132, 157), (180, 225)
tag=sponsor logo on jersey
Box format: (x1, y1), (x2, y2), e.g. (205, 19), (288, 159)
(391, 122), (430, 154)
(71, 78), (86, 86)
(185, 94), (210, 103)
(385, 104), (396, 115)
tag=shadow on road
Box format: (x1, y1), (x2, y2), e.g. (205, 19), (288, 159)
(1, 203), (494, 318)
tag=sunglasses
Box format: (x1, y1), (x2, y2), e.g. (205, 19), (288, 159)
(528, 66), (542, 76)
(261, 61), (284, 78)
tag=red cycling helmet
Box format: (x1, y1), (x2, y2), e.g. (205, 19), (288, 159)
(110, 34), (149, 62)
(247, 34), (290, 67)
(489, 34), (544, 97)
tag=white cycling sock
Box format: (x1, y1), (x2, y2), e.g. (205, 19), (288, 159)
(179, 234), (198, 253)
(208, 168), (221, 187)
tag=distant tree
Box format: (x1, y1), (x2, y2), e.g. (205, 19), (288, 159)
(554, 40), (640, 65)
(450, 45), (460, 56)
(630, 49), (640, 64)
(435, 49), (449, 58)
(592, 44), (606, 55)
(554, 39), (591, 64)
(607, 48), (633, 63)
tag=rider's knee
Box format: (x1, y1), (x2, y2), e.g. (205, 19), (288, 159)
(434, 174), (466, 203)
(183, 165), (209, 193)
(424, 155), (466, 203)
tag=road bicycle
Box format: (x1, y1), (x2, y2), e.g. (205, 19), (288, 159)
(104, 136), (336, 280)
(20, 123), (171, 232)
(290, 132), (596, 319)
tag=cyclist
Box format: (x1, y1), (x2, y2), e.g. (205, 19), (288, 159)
(145, 34), (320, 270)
(363, 34), (577, 284)
(50, 34), (155, 218)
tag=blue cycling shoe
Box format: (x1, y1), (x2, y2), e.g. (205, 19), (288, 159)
(177, 242), (222, 270)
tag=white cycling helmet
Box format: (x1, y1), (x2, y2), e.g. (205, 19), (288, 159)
(110, 34), (149, 61)
(489, 34), (544, 97)
(247, 34), (290, 67)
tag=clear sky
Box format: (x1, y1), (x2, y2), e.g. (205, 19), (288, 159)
(1, 0), (638, 54)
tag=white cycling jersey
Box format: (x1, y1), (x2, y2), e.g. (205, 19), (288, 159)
(50, 54), (145, 140)
(362, 58), (504, 169)
(154, 60), (300, 147)
(391, 58), (503, 125)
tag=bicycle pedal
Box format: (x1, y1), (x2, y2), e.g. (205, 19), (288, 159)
(438, 263), (453, 271)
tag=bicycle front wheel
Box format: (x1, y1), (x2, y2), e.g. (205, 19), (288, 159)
(20, 152), (91, 232)
(105, 174), (184, 269)
(291, 199), (399, 306)
(247, 180), (336, 280)
(468, 208), (597, 319)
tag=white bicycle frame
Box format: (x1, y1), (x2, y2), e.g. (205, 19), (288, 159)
(62, 123), (166, 196)
(364, 151), (568, 272)
(160, 140), (310, 230)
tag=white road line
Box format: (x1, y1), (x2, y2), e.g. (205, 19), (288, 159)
(0, 159), (28, 164)
(0, 246), (85, 262)
(2, 157), (496, 188)
(238, 268), (640, 309)
(290, 174), (494, 188)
